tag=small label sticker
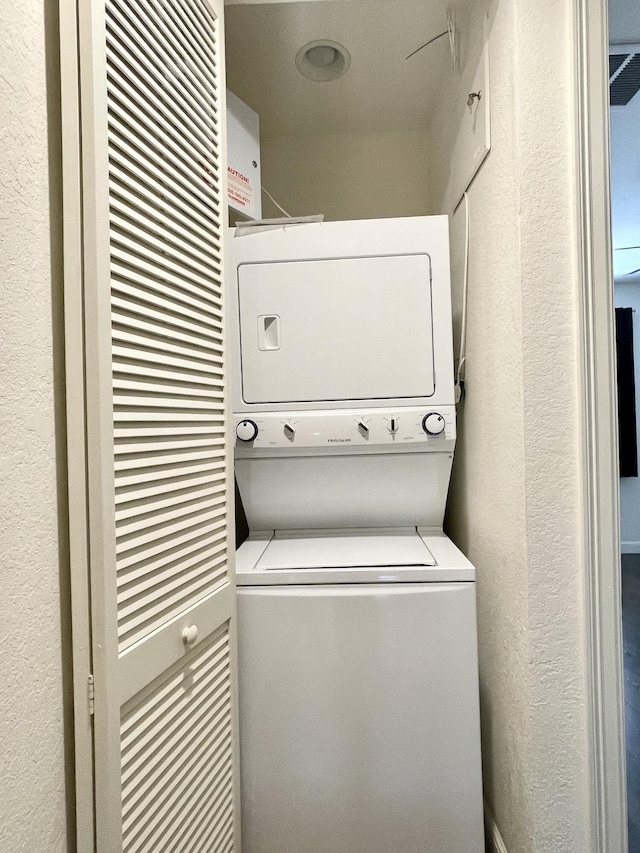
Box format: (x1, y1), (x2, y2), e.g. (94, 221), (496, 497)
(228, 166), (254, 209)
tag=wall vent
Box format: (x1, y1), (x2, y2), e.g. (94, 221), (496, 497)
(610, 50), (640, 106)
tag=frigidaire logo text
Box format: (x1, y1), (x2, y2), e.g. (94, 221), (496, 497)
(328, 438), (351, 443)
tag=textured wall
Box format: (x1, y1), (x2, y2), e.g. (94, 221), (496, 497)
(514, 3), (589, 848)
(261, 129), (433, 221)
(0, 1), (68, 850)
(439, 2), (532, 847)
(435, 0), (591, 850)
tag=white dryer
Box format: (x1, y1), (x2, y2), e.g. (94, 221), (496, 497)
(228, 216), (484, 853)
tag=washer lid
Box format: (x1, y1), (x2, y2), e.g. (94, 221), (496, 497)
(254, 530), (436, 570)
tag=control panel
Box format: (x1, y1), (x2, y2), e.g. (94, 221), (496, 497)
(234, 407), (455, 449)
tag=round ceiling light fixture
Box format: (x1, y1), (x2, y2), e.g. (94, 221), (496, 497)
(295, 39), (351, 82)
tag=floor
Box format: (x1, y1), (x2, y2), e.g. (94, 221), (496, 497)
(623, 553), (640, 851)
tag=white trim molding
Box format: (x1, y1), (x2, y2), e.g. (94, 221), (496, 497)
(59, 0), (95, 848)
(485, 804), (509, 853)
(574, 0), (627, 851)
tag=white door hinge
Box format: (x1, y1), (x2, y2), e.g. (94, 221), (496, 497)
(88, 674), (95, 716)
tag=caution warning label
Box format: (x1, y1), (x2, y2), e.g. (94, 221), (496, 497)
(227, 166), (254, 210)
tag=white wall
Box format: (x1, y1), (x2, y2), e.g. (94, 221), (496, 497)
(0, 2), (69, 850)
(610, 0), (640, 43)
(614, 282), (640, 551)
(261, 129), (433, 220)
(436, 4), (531, 846)
(432, 1), (591, 850)
(609, 86), (640, 278)
(610, 41), (640, 552)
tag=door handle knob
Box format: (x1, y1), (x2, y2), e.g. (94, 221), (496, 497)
(182, 624), (199, 647)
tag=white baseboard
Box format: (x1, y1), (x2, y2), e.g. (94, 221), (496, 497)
(485, 804), (508, 853)
(621, 541), (640, 554)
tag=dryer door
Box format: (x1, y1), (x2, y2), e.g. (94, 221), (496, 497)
(237, 254), (434, 404)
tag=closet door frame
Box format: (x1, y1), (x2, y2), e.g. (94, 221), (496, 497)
(574, 0), (627, 851)
(60, 0), (96, 846)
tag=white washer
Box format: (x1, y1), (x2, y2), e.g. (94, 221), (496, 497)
(236, 529), (484, 853)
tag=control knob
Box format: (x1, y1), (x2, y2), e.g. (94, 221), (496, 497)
(422, 412), (445, 436)
(236, 419), (259, 442)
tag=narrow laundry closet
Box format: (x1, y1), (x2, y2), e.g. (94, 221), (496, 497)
(223, 2), (489, 850)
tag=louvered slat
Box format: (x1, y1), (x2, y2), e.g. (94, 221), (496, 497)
(114, 440), (225, 457)
(106, 0), (227, 654)
(116, 509), (225, 574)
(121, 626), (233, 853)
(107, 106), (218, 211)
(112, 345), (224, 374)
(110, 0), (218, 112)
(114, 463), (225, 501)
(110, 189), (221, 264)
(116, 501), (225, 560)
(113, 323), (223, 356)
(117, 541), (226, 605)
(110, 162), (221, 248)
(115, 496), (225, 553)
(114, 367), (224, 390)
(115, 488), (225, 539)
(113, 292), (223, 329)
(113, 298), (224, 348)
(117, 536), (227, 604)
(109, 138), (220, 232)
(106, 17), (218, 149)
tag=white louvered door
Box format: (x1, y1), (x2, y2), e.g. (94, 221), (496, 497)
(75, 0), (238, 849)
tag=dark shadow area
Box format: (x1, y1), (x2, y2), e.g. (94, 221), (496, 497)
(235, 479), (250, 549)
(623, 553), (640, 852)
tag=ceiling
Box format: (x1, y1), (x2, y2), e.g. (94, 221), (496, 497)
(224, 0), (461, 138)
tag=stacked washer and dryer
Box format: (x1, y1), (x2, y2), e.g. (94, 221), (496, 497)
(227, 216), (484, 853)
